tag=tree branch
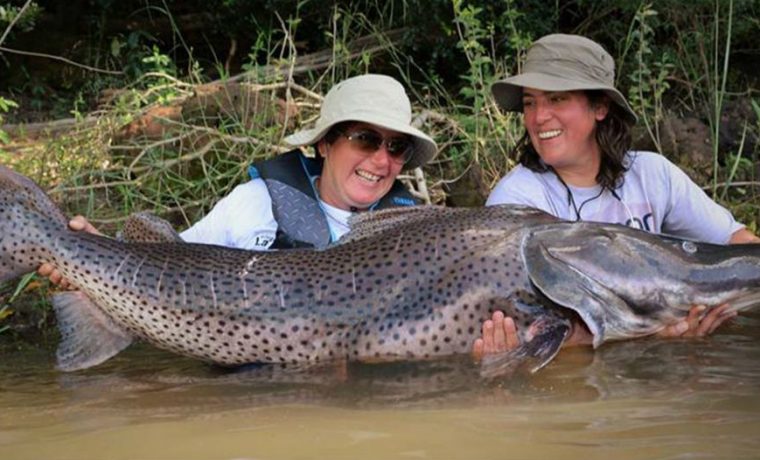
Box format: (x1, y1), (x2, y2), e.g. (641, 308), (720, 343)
(0, 0), (32, 47)
(0, 46), (124, 75)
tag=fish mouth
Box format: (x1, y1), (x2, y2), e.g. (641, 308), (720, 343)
(538, 129), (562, 140)
(355, 169), (383, 182)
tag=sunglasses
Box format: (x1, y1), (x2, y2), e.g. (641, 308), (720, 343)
(339, 129), (414, 164)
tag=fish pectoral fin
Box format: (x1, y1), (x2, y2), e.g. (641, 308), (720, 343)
(479, 317), (571, 380)
(53, 291), (133, 372)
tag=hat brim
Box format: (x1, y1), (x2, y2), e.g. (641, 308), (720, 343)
(492, 73), (638, 123)
(284, 110), (437, 170)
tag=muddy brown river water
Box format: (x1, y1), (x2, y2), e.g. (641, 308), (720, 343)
(1, 312), (759, 460)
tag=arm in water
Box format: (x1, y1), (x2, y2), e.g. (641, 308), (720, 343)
(37, 215), (100, 289)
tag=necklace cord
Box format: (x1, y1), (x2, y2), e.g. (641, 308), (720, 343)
(552, 170), (606, 222)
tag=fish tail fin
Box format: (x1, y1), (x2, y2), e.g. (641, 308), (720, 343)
(53, 291), (133, 372)
(0, 165), (69, 283)
(479, 317), (571, 380)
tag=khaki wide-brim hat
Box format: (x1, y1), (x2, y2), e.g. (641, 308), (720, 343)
(284, 74), (438, 170)
(491, 34), (638, 124)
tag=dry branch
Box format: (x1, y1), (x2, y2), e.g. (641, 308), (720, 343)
(223, 29), (406, 84)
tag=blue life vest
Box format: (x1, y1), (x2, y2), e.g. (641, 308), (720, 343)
(249, 149), (419, 249)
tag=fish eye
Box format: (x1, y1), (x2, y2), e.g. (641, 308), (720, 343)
(681, 241), (697, 254)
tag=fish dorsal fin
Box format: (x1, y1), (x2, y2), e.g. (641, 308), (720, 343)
(117, 211), (184, 243)
(339, 205), (448, 244)
(0, 165), (68, 227)
(53, 291), (133, 371)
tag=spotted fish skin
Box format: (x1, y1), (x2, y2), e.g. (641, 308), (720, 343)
(2, 165), (760, 374)
(0, 166), (568, 369)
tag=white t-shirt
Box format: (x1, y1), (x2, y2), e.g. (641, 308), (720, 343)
(486, 151), (743, 244)
(180, 178), (352, 250)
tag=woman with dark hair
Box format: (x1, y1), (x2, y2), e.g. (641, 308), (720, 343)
(510, 90), (632, 194)
(475, 34), (759, 358)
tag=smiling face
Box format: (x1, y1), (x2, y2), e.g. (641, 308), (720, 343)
(317, 122), (409, 211)
(522, 88), (610, 184)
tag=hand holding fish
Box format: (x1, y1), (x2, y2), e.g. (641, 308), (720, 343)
(473, 303), (738, 361)
(37, 215), (100, 289)
(657, 233), (756, 338)
(472, 311), (593, 361)
(4, 164), (760, 374)
(659, 304), (736, 338)
(471, 311), (520, 358)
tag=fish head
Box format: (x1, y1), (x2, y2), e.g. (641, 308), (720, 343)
(521, 222), (760, 344)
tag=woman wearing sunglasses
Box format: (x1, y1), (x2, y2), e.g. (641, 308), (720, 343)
(473, 34), (759, 360)
(180, 74), (437, 250)
(39, 74), (437, 287)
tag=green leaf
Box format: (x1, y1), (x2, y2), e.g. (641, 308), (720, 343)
(111, 37), (123, 58)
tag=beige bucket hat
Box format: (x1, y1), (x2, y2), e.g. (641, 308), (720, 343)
(284, 74), (438, 170)
(491, 34), (638, 123)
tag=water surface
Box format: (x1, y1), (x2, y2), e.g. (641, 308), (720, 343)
(2, 313), (759, 460)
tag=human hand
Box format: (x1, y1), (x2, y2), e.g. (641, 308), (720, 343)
(472, 311), (519, 361)
(657, 304), (736, 338)
(472, 310), (597, 361)
(37, 216), (100, 289)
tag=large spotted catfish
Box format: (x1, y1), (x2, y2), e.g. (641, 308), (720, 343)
(2, 165), (759, 375)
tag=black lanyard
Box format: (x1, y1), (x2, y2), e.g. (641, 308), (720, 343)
(553, 171), (612, 222)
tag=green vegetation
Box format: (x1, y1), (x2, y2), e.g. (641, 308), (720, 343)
(1, 0), (759, 341)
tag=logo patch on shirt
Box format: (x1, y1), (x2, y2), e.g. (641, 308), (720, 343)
(625, 213), (654, 231)
(253, 235), (274, 249)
